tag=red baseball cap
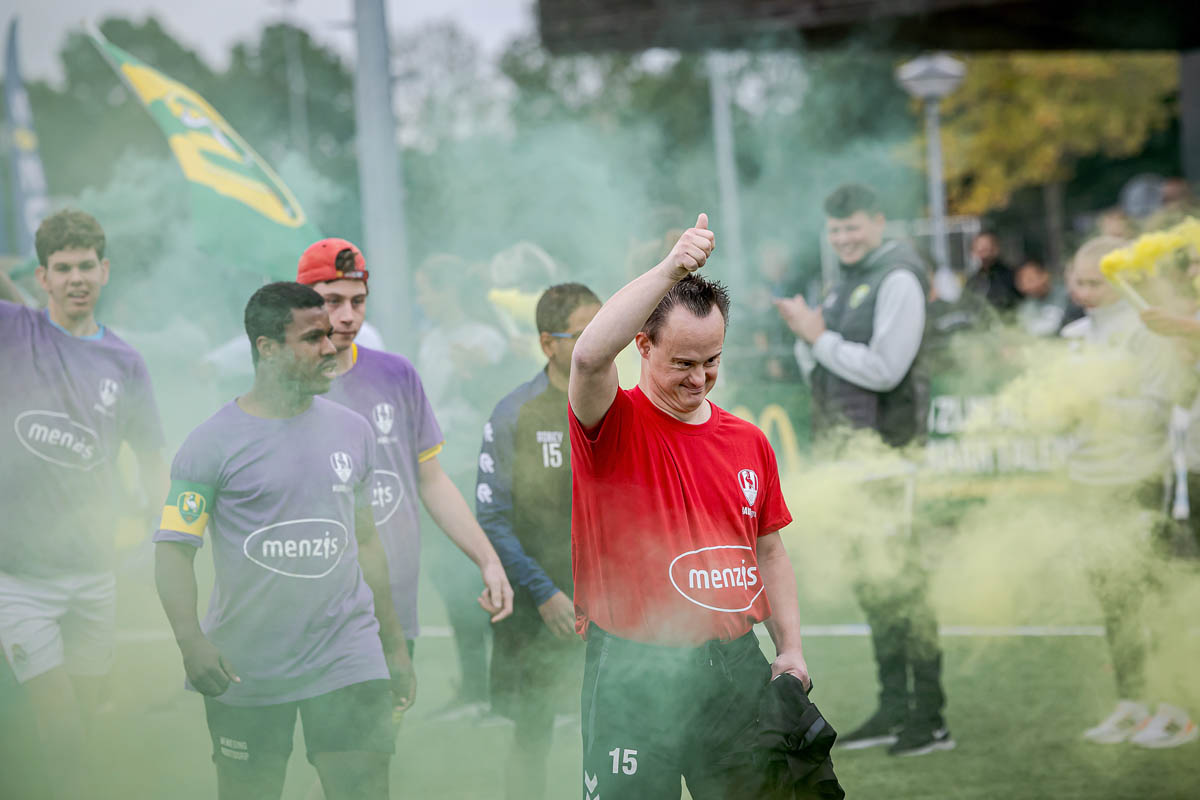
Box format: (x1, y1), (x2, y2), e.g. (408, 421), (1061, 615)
(296, 238), (369, 286)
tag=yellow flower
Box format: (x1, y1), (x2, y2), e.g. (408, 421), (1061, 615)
(1130, 231), (1186, 271)
(1101, 220), (1195, 286)
(1099, 248), (1134, 278)
(1172, 217), (1200, 252)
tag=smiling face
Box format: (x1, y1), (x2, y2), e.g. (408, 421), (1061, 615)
(312, 278), (367, 351)
(636, 305), (725, 419)
(826, 211), (885, 267)
(35, 247), (109, 323)
(258, 306), (339, 396)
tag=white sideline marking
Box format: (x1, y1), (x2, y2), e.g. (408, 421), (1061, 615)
(116, 623), (1105, 643)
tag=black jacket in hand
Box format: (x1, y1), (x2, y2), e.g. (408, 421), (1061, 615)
(757, 674), (846, 800)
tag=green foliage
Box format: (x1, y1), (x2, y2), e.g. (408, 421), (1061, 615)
(938, 53), (1180, 215)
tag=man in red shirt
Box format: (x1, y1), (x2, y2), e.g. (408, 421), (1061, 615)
(569, 213), (810, 799)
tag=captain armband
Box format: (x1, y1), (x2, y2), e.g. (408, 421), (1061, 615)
(160, 480), (215, 538)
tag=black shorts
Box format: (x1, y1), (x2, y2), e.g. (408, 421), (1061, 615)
(579, 626), (772, 800)
(490, 595), (582, 722)
(203, 679), (394, 767)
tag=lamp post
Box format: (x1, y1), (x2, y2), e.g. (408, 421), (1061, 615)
(896, 53), (965, 301)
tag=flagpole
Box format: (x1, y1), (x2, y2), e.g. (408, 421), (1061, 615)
(353, 0), (413, 352)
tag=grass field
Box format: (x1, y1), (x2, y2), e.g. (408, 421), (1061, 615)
(15, 539), (1200, 800)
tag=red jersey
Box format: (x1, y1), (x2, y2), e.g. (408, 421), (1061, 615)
(569, 386), (792, 646)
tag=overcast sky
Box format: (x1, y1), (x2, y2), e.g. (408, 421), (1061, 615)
(6, 0), (534, 82)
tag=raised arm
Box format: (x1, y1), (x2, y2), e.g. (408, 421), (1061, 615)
(0, 269), (26, 305)
(569, 213), (715, 427)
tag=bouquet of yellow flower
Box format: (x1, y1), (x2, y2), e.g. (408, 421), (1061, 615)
(1099, 217), (1200, 308)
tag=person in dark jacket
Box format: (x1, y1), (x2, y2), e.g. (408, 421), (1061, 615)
(775, 184), (952, 757)
(964, 231), (1021, 313)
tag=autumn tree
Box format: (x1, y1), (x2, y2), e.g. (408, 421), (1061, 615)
(937, 53), (1179, 216)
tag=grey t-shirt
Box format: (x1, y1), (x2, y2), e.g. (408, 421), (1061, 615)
(154, 397), (388, 706)
(1, 302), (165, 576)
(324, 345), (444, 638)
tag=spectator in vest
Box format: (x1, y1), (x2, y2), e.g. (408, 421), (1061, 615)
(965, 231), (1021, 313)
(775, 183), (953, 757)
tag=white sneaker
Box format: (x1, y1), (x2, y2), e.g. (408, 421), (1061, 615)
(1129, 704), (1199, 749)
(427, 699), (490, 723)
(1083, 700), (1151, 744)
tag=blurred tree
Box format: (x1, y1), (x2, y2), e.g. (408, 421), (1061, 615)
(937, 53), (1179, 215)
(392, 21), (512, 152)
(219, 22), (360, 237)
(494, 36), (922, 289)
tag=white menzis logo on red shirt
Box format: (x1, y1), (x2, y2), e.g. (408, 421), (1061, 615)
(668, 545), (764, 613)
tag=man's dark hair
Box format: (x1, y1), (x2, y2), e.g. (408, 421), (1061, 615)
(823, 184), (881, 219)
(642, 274), (731, 344)
(536, 282), (601, 334)
(244, 282), (325, 366)
(35, 209), (106, 265)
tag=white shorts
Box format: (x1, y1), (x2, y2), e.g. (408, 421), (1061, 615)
(0, 571), (117, 684)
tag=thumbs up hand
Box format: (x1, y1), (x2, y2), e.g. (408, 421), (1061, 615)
(662, 213), (716, 280)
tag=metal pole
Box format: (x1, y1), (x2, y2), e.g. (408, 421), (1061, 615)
(925, 99), (949, 272)
(280, 0), (310, 157)
(354, 0), (413, 350)
(925, 97), (961, 301)
(706, 53), (746, 290)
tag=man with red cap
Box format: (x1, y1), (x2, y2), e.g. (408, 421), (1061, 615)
(296, 238), (514, 672)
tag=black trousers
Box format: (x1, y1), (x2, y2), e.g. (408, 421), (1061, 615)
(853, 570), (946, 729)
(579, 626), (779, 800)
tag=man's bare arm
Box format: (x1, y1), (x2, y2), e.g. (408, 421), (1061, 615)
(356, 505), (416, 709)
(155, 541), (240, 695)
(418, 456), (514, 621)
(569, 213), (715, 428)
(758, 531), (811, 689)
(0, 269), (26, 305)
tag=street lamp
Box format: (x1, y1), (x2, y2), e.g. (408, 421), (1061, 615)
(896, 53), (965, 301)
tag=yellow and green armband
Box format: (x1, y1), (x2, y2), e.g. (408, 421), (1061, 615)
(160, 480), (215, 538)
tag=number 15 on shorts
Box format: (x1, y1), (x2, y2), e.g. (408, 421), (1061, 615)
(608, 747), (638, 775)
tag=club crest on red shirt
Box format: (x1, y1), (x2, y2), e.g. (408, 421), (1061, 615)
(738, 469), (758, 506)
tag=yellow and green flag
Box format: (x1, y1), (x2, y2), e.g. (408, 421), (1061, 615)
(90, 30), (322, 279)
